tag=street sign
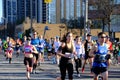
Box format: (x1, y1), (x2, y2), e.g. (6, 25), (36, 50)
(44, 0), (52, 3)
(44, 26), (49, 30)
(43, 26), (50, 39)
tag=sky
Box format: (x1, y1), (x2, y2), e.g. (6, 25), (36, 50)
(0, 0), (2, 22)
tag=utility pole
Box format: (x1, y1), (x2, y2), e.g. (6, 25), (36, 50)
(30, 0), (33, 34)
(84, 0), (88, 40)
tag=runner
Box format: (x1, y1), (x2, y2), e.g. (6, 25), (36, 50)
(57, 32), (76, 80)
(53, 36), (61, 65)
(105, 36), (113, 52)
(39, 35), (46, 63)
(31, 31), (40, 74)
(3, 37), (9, 57)
(46, 39), (53, 60)
(118, 43), (120, 64)
(74, 36), (85, 77)
(89, 32), (111, 80)
(15, 38), (21, 57)
(23, 38), (38, 79)
(82, 34), (94, 73)
(6, 38), (14, 64)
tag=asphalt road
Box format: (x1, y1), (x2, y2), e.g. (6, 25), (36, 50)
(0, 51), (120, 80)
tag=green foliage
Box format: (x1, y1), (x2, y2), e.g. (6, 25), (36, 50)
(24, 27), (35, 37)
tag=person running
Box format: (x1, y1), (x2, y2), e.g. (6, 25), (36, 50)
(118, 43), (120, 64)
(46, 39), (53, 60)
(15, 38), (21, 57)
(23, 38), (38, 79)
(6, 38), (14, 64)
(82, 34), (94, 73)
(89, 32), (111, 80)
(3, 37), (9, 57)
(57, 32), (76, 80)
(53, 36), (61, 65)
(74, 36), (85, 77)
(105, 36), (113, 52)
(22, 36), (27, 46)
(31, 31), (40, 73)
(39, 35), (46, 63)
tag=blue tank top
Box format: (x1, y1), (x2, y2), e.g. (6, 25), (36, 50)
(93, 43), (108, 67)
(31, 38), (40, 51)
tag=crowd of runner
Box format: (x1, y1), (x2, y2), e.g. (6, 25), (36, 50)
(0, 31), (120, 80)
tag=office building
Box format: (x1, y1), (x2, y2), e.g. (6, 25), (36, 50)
(3, 0), (17, 23)
(49, 0), (83, 23)
(3, 0), (84, 24)
(3, 0), (48, 23)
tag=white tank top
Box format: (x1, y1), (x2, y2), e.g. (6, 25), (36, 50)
(75, 43), (85, 58)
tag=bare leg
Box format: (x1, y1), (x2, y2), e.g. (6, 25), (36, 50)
(82, 59), (87, 72)
(101, 71), (108, 80)
(93, 73), (98, 80)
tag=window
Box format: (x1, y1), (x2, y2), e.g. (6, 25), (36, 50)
(89, 5), (97, 10)
(114, 0), (120, 4)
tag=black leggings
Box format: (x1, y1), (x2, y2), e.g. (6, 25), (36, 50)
(74, 58), (82, 74)
(59, 59), (73, 80)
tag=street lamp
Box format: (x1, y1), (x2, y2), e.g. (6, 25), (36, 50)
(1, 17), (7, 39)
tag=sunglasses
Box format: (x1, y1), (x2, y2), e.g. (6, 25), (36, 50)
(100, 36), (106, 38)
(68, 35), (72, 37)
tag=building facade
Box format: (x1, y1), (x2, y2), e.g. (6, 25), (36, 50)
(48, 0), (83, 23)
(3, 0), (17, 23)
(17, 0), (46, 23)
(3, 0), (48, 23)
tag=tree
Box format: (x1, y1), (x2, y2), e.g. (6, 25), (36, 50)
(94, 0), (115, 37)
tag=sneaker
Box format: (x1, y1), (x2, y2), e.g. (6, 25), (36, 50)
(26, 72), (30, 79)
(77, 74), (81, 77)
(32, 70), (35, 74)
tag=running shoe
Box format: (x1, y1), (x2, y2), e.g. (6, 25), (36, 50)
(77, 74), (81, 77)
(26, 72), (30, 79)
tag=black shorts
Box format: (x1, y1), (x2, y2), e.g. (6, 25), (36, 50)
(92, 67), (107, 75)
(84, 51), (93, 60)
(24, 57), (33, 67)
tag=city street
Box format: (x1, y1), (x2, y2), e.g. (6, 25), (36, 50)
(0, 52), (120, 80)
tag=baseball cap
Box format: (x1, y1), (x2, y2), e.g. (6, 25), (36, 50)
(56, 36), (59, 39)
